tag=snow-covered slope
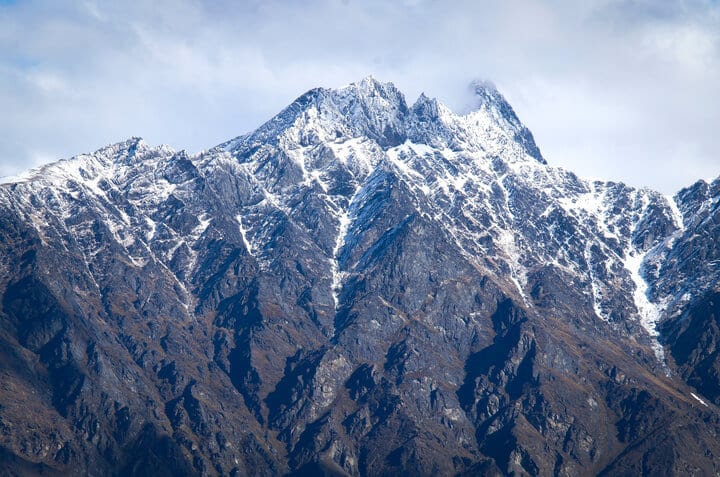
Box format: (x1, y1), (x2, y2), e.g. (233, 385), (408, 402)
(216, 76), (681, 359)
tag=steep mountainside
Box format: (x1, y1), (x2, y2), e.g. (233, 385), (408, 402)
(0, 77), (718, 476)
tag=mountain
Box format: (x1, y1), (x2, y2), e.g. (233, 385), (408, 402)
(0, 76), (719, 476)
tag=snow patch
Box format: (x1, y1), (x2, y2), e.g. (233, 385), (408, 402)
(236, 214), (255, 256)
(666, 195), (685, 231)
(386, 147), (425, 180)
(330, 203), (353, 310)
(190, 214), (212, 241)
(145, 217), (157, 241)
(496, 228), (529, 305)
(585, 243), (607, 321)
(325, 137), (381, 176)
(691, 392), (709, 407)
(624, 250), (666, 362)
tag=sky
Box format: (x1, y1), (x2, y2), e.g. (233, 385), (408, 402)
(0, 0), (718, 194)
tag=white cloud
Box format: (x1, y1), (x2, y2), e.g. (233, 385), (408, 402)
(0, 0), (718, 193)
(641, 22), (718, 74)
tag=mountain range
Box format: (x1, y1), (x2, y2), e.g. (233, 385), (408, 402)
(0, 76), (719, 476)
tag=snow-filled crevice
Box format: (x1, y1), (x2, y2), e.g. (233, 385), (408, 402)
(330, 210), (351, 310)
(329, 185), (361, 310)
(585, 243), (607, 321)
(236, 214), (255, 257)
(624, 194), (668, 364)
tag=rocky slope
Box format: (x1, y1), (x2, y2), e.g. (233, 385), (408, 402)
(0, 77), (718, 476)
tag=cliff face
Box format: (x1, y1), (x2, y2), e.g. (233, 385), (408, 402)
(0, 77), (719, 476)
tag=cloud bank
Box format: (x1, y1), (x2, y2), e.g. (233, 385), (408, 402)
(1, 0), (718, 193)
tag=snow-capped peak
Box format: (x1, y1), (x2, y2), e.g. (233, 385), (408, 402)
(465, 80), (545, 164)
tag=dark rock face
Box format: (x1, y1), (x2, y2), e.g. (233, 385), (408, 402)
(0, 77), (718, 476)
(655, 178), (720, 407)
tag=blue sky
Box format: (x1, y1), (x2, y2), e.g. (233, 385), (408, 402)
(1, 0), (718, 193)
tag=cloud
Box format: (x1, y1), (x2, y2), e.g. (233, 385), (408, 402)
(0, 0), (718, 193)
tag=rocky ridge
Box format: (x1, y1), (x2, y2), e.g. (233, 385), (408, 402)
(0, 76), (718, 475)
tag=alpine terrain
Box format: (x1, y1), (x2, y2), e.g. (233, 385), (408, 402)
(1, 77), (719, 476)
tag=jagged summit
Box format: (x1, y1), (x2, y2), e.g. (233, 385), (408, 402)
(0, 77), (718, 476)
(221, 76), (545, 171)
(339, 75), (405, 99)
(3, 78), (541, 188)
(468, 79), (545, 163)
(0, 137), (150, 187)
